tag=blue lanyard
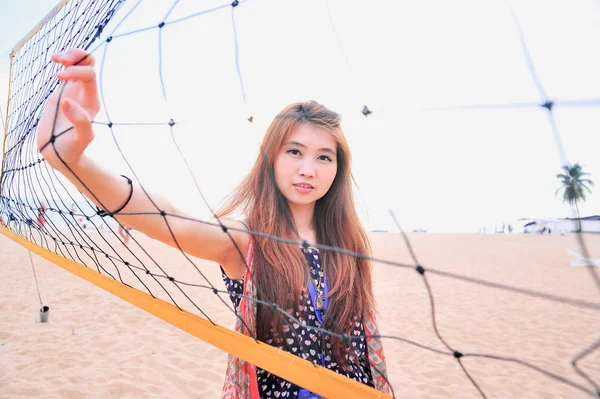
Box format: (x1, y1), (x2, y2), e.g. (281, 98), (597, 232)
(299, 264), (329, 399)
(298, 391), (322, 399)
(307, 273), (329, 326)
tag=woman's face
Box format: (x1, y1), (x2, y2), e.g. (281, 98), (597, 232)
(274, 123), (338, 209)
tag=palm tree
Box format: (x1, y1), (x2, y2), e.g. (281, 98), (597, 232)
(556, 163), (594, 232)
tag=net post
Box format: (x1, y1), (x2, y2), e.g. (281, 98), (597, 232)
(0, 52), (15, 199)
(10, 0), (71, 56)
(2, 0), (71, 198)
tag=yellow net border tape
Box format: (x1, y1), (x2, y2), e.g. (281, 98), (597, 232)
(0, 226), (392, 399)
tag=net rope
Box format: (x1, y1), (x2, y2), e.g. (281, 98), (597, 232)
(1, 1), (599, 398)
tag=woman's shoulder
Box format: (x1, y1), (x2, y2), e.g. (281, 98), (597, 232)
(213, 217), (251, 238)
(214, 217), (253, 280)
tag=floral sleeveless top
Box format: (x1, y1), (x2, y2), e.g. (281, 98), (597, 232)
(220, 236), (391, 398)
(222, 247), (373, 397)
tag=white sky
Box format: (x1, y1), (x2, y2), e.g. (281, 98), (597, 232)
(1, 0), (599, 233)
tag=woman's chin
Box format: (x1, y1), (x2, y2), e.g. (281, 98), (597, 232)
(285, 195), (316, 208)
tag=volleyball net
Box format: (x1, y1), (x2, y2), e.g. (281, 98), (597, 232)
(1, 1), (599, 398)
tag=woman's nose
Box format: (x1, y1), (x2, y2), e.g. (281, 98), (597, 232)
(298, 160), (315, 177)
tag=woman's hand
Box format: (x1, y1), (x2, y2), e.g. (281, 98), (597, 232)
(37, 48), (100, 170)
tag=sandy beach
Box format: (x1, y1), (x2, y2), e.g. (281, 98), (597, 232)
(1, 231), (599, 398)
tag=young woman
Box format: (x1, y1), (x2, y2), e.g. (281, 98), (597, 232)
(37, 48), (390, 398)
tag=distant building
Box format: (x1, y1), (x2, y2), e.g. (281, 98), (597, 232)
(515, 216), (600, 234)
(576, 215), (600, 233)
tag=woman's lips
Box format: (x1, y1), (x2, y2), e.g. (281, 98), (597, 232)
(294, 183), (314, 193)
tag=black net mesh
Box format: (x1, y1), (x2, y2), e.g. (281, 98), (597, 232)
(1, 1), (599, 397)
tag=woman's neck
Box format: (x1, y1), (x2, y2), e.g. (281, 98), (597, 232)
(288, 202), (316, 243)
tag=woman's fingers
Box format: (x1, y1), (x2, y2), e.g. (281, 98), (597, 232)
(56, 65), (96, 82)
(60, 99), (94, 143)
(56, 65), (99, 110)
(52, 48), (95, 67)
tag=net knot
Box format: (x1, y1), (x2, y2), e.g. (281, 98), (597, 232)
(415, 265), (425, 275)
(221, 225), (228, 233)
(231, 0), (239, 7)
(97, 207), (111, 217)
(212, 288), (218, 294)
(168, 119), (175, 127)
(541, 101), (554, 111)
(106, 36), (113, 43)
(124, 261), (130, 266)
(160, 210), (167, 217)
(158, 21), (165, 29)
(453, 350), (463, 359)
(145, 269), (150, 274)
(79, 245), (83, 249)
(301, 240), (310, 249)
(362, 105), (372, 116)
(107, 122), (113, 128)
(169, 276), (175, 282)
(49, 136), (56, 143)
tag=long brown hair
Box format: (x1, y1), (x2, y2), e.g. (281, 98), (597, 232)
(216, 100), (375, 367)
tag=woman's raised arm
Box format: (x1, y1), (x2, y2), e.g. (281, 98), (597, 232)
(36, 48), (248, 279)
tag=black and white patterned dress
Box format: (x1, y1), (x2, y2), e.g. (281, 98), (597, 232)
(221, 247), (374, 398)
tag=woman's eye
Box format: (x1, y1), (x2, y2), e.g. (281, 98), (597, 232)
(319, 155), (332, 162)
(287, 149), (301, 156)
